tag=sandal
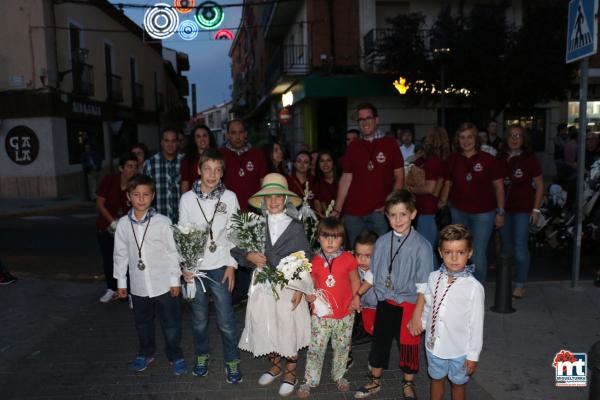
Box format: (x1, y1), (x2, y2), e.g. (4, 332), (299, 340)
(402, 379), (417, 400)
(296, 383), (311, 398)
(354, 374), (381, 398)
(258, 354), (282, 386)
(337, 377), (350, 392)
(279, 357), (298, 397)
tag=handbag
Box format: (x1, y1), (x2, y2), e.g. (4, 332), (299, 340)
(435, 205), (452, 230)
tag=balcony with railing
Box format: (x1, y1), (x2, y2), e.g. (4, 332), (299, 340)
(265, 44), (310, 92)
(364, 28), (432, 67)
(73, 63), (94, 97)
(107, 74), (123, 102)
(133, 83), (144, 108)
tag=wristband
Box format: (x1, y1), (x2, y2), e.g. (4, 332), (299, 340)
(496, 207), (506, 216)
(532, 208), (541, 213)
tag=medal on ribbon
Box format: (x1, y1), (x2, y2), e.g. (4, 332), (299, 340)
(326, 274), (336, 288)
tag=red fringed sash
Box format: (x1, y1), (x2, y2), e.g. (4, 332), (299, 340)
(386, 300), (420, 372)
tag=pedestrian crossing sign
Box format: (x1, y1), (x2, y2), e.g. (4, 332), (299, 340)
(566, 0), (598, 63)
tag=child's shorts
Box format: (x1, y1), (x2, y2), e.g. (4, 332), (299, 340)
(425, 349), (469, 385)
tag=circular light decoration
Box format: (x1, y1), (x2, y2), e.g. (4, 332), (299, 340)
(144, 3), (179, 39)
(213, 29), (234, 40)
(179, 19), (199, 40)
(195, 1), (224, 30)
(174, 0), (195, 14)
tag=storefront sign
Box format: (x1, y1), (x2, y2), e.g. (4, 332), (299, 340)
(72, 101), (102, 117)
(5, 126), (39, 165)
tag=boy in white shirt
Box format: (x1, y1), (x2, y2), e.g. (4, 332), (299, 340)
(113, 174), (185, 375)
(178, 149), (242, 384)
(422, 224), (484, 400)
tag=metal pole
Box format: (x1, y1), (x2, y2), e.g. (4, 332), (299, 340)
(572, 57), (588, 288)
(440, 62), (446, 129)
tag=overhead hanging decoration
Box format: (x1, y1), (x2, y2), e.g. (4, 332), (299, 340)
(195, 1), (225, 30)
(174, 0), (195, 14)
(179, 19), (199, 40)
(144, 3), (179, 39)
(213, 29), (234, 40)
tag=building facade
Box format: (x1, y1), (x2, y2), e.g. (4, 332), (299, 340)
(0, 0), (190, 198)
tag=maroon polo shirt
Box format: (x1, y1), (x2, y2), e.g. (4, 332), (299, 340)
(343, 136), (404, 216)
(96, 174), (130, 231)
(414, 155), (443, 215)
(180, 154), (200, 186)
(502, 153), (542, 213)
(221, 146), (268, 210)
(287, 173), (314, 206)
(445, 151), (503, 213)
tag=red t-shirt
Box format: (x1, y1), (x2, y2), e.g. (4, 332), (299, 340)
(180, 154), (199, 186)
(445, 151), (503, 213)
(414, 155), (443, 215)
(502, 153), (542, 213)
(221, 146), (268, 210)
(313, 178), (338, 206)
(95, 174), (130, 231)
(287, 174), (314, 206)
(311, 251), (357, 319)
(343, 137), (404, 216)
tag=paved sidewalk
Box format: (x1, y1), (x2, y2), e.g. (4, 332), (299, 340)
(0, 195), (92, 219)
(0, 279), (597, 399)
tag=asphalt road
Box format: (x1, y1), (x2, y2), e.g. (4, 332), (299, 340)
(0, 205), (596, 282)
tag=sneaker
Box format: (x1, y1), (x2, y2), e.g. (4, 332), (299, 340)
(171, 358), (187, 375)
(99, 289), (117, 303)
(132, 356), (154, 372)
(192, 354), (210, 377)
(0, 272), (17, 285)
(225, 359), (243, 384)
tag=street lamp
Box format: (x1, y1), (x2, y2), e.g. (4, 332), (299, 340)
(433, 46), (451, 129)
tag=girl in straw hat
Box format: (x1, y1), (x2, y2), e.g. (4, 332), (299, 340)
(231, 173), (312, 397)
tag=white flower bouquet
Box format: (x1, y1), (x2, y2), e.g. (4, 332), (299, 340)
(299, 181), (319, 251)
(227, 210), (266, 253)
(172, 222), (209, 300)
(254, 250), (312, 300)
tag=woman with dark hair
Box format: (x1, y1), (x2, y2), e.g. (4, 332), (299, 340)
(96, 153), (138, 303)
(312, 150), (338, 218)
(406, 126), (450, 247)
(130, 143), (149, 173)
(180, 124), (216, 193)
(263, 141), (287, 175)
(439, 122), (505, 283)
(499, 124), (543, 298)
(287, 150), (314, 203)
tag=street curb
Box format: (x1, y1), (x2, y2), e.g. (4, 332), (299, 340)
(0, 201), (93, 219)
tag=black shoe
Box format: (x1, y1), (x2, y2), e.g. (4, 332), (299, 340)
(0, 272), (17, 285)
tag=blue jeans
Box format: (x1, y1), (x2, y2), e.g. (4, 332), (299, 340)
(191, 267), (240, 362)
(449, 207), (496, 283)
(416, 214), (438, 248)
(500, 212), (531, 288)
(344, 211), (389, 249)
(131, 292), (183, 362)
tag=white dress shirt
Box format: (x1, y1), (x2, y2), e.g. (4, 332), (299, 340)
(422, 270), (485, 361)
(113, 212), (181, 297)
(400, 143), (415, 162)
(267, 212), (292, 245)
(178, 189), (240, 270)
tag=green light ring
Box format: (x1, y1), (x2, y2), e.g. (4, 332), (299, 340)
(195, 1), (224, 29)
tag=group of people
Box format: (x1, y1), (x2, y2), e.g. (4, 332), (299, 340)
(92, 102), (547, 399)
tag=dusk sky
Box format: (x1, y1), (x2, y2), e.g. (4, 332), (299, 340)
(108, 0), (242, 112)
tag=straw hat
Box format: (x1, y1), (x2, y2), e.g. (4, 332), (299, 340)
(248, 173), (302, 208)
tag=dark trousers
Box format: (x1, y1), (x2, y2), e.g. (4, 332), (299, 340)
(97, 231), (117, 291)
(131, 292), (183, 362)
(231, 267), (252, 304)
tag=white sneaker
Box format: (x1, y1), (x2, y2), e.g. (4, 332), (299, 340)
(99, 289), (117, 303)
(128, 294), (133, 309)
(278, 379), (297, 397)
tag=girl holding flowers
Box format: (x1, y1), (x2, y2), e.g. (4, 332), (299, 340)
(298, 217), (360, 397)
(231, 173), (312, 397)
